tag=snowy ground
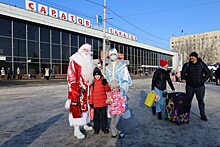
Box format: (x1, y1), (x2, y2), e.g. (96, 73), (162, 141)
(0, 79), (220, 147)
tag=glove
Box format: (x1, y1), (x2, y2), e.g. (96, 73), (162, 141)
(89, 104), (94, 108)
(120, 88), (126, 96)
(101, 78), (108, 86)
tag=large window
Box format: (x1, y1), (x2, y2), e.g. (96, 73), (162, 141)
(28, 41), (39, 58)
(52, 29), (60, 44)
(40, 26), (50, 43)
(13, 21), (26, 39)
(40, 43), (50, 59)
(28, 24), (39, 41)
(0, 37), (11, 56)
(0, 17), (11, 37)
(62, 32), (69, 46)
(62, 46), (69, 60)
(79, 35), (85, 47)
(13, 39), (26, 57)
(52, 44), (60, 59)
(71, 33), (78, 47)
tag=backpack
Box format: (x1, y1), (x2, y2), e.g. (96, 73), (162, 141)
(186, 62), (204, 71)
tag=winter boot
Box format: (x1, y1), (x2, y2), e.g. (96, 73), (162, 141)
(83, 125), (93, 131)
(158, 112), (162, 120)
(74, 126), (85, 139)
(151, 106), (156, 115)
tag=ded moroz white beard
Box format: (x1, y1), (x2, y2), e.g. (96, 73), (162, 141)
(81, 53), (94, 86)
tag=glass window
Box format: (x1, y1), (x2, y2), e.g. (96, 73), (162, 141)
(62, 46), (69, 60)
(62, 32), (69, 45)
(52, 64), (61, 74)
(28, 41), (39, 58)
(40, 43), (50, 59)
(52, 29), (60, 44)
(86, 36), (92, 45)
(119, 45), (123, 54)
(93, 39), (98, 51)
(71, 46), (77, 55)
(14, 62), (26, 75)
(13, 39), (26, 57)
(71, 33), (78, 47)
(52, 44), (60, 59)
(115, 43), (119, 51)
(28, 24), (39, 41)
(110, 42), (114, 49)
(79, 35), (85, 47)
(62, 61), (69, 74)
(13, 21), (26, 39)
(0, 37), (11, 56)
(93, 50), (98, 59)
(40, 26), (50, 42)
(29, 63), (39, 75)
(0, 17), (11, 37)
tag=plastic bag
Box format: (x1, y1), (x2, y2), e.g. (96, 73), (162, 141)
(122, 109), (131, 119)
(65, 99), (71, 110)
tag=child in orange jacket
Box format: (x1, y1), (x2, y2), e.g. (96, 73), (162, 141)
(90, 67), (111, 134)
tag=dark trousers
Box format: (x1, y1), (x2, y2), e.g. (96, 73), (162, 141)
(216, 78), (219, 85)
(186, 86), (206, 116)
(94, 106), (108, 132)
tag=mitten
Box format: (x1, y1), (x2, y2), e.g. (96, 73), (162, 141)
(101, 78), (108, 86)
(120, 88), (126, 96)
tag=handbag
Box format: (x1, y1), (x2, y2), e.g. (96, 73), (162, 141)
(144, 91), (156, 107)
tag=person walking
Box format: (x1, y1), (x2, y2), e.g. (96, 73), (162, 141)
(1, 67), (5, 80)
(151, 60), (175, 120)
(6, 67), (12, 79)
(181, 52), (210, 121)
(17, 67), (21, 79)
(89, 67), (111, 135)
(45, 68), (50, 80)
(215, 66), (220, 85)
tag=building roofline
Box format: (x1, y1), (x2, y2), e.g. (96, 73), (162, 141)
(0, 2), (175, 56)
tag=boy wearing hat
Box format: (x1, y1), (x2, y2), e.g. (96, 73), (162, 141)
(181, 52), (210, 121)
(89, 67), (111, 134)
(151, 59), (175, 119)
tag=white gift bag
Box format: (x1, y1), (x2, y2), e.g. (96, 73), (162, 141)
(65, 99), (71, 110)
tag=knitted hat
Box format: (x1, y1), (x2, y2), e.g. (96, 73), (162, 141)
(160, 60), (169, 67)
(190, 52), (198, 58)
(93, 67), (102, 77)
(109, 48), (118, 56)
(109, 80), (119, 88)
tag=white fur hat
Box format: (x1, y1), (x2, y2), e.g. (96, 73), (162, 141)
(109, 48), (118, 56)
(78, 43), (92, 53)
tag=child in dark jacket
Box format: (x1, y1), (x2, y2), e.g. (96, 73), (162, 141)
(90, 67), (111, 134)
(151, 60), (175, 120)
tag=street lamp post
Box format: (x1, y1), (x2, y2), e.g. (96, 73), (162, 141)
(102, 0), (107, 73)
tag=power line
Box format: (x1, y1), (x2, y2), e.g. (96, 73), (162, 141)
(107, 22), (170, 48)
(107, 8), (169, 42)
(86, 0), (169, 46)
(122, 0), (220, 17)
(86, 0), (103, 7)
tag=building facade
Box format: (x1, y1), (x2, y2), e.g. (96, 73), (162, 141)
(0, 2), (176, 77)
(170, 30), (220, 65)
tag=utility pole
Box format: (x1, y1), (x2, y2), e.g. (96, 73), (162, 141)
(102, 0), (107, 73)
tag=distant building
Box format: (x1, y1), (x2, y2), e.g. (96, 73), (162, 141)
(170, 30), (220, 65)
